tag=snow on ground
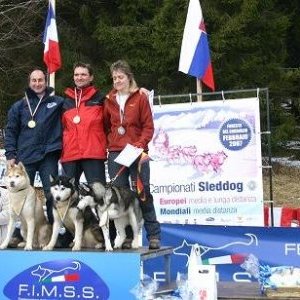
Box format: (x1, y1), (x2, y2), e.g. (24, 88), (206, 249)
(272, 156), (300, 168)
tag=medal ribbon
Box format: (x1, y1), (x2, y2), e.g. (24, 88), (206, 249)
(25, 92), (44, 121)
(74, 88), (83, 116)
(117, 93), (128, 126)
(57, 196), (73, 224)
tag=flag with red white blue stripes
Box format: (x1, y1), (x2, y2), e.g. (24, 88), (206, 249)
(43, 0), (61, 73)
(179, 0), (215, 91)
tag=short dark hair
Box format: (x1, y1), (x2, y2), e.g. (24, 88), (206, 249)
(28, 67), (47, 82)
(73, 62), (94, 76)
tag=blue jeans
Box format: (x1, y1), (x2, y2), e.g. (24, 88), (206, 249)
(24, 151), (60, 224)
(107, 151), (161, 241)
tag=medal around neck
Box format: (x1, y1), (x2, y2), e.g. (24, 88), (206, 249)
(118, 126), (126, 135)
(73, 115), (81, 124)
(28, 120), (36, 128)
(59, 226), (66, 235)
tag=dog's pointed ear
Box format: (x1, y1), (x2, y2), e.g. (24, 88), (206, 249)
(49, 174), (55, 182)
(18, 161), (25, 170)
(69, 177), (76, 186)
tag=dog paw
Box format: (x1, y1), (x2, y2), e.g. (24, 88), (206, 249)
(114, 241), (123, 249)
(0, 244), (7, 250)
(105, 245), (113, 252)
(43, 245), (54, 251)
(95, 242), (105, 250)
(39, 243), (47, 249)
(131, 241), (139, 249)
(18, 241), (26, 248)
(72, 245), (81, 251)
(24, 245), (33, 251)
(114, 236), (122, 248)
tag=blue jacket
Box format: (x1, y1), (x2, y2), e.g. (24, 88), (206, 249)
(5, 87), (64, 164)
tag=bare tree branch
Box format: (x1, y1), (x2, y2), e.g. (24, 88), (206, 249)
(0, 0), (47, 127)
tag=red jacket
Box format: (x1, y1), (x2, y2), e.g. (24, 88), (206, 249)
(61, 85), (107, 162)
(104, 89), (154, 151)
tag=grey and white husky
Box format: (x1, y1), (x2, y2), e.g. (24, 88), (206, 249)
(77, 182), (143, 251)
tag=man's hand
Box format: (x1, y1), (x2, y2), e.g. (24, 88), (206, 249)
(139, 87), (150, 97)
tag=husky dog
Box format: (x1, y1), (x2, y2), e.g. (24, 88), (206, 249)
(0, 162), (52, 250)
(43, 175), (104, 251)
(77, 182), (143, 251)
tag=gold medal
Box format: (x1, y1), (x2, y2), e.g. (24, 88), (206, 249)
(24, 93), (43, 129)
(73, 115), (81, 124)
(117, 126), (126, 135)
(28, 120), (36, 128)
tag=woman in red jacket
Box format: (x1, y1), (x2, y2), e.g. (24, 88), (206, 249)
(104, 60), (161, 250)
(61, 62), (107, 185)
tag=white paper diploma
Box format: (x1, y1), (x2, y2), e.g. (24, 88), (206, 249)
(114, 143), (143, 167)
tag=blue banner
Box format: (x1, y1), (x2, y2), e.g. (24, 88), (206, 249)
(143, 224), (300, 283)
(0, 251), (140, 300)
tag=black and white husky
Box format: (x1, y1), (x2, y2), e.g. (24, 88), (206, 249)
(77, 182), (143, 251)
(43, 176), (104, 251)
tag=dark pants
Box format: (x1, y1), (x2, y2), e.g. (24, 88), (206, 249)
(107, 151), (161, 241)
(62, 159), (106, 185)
(24, 151), (60, 224)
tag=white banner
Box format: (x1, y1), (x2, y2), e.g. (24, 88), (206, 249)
(149, 98), (264, 226)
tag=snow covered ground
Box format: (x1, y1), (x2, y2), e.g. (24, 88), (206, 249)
(272, 156), (300, 168)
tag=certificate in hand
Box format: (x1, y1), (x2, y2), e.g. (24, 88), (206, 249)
(114, 143), (143, 167)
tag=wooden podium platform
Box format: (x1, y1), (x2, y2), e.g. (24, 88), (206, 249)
(218, 282), (300, 300)
(218, 282), (265, 299)
(156, 282), (300, 299)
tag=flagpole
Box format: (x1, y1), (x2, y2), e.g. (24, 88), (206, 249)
(49, 73), (55, 91)
(196, 78), (202, 102)
(49, 0), (55, 92)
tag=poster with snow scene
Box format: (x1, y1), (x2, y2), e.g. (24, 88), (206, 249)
(149, 98), (264, 226)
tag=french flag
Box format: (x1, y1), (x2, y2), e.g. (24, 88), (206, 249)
(43, 0), (61, 74)
(179, 0), (215, 91)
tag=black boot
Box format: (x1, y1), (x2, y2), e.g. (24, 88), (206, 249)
(149, 237), (160, 250)
(139, 194), (161, 250)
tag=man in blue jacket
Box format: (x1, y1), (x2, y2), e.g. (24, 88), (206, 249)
(4, 68), (66, 246)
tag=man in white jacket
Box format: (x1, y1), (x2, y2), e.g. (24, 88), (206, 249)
(0, 187), (9, 244)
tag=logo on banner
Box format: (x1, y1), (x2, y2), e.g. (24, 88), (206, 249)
(3, 259), (109, 300)
(173, 233), (258, 267)
(219, 118), (252, 151)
